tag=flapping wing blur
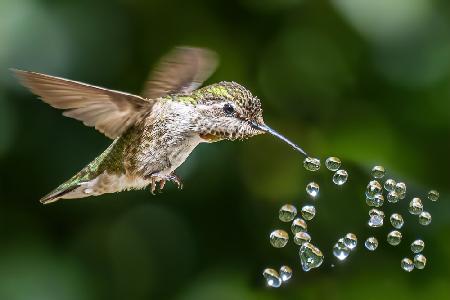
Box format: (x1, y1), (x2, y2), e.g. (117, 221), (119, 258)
(142, 47), (218, 99)
(13, 69), (153, 139)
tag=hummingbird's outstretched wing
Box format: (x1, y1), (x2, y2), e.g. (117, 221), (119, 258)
(142, 47), (218, 99)
(13, 69), (153, 139)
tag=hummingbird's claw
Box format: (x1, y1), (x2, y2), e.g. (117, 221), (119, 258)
(147, 172), (183, 194)
(168, 173), (183, 190)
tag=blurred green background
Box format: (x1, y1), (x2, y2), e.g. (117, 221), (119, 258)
(1, 0), (449, 299)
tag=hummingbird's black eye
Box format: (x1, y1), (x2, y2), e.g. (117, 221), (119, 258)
(223, 103), (235, 115)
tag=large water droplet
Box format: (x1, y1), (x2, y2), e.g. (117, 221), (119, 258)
(270, 230), (289, 248)
(401, 258), (414, 272)
(368, 209), (385, 227)
(294, 231), (311, 245)
(343, 233), (358, 250)
(390, 213), (404, 229)
(387, 230), (402, 246)
(365, 237), (378, 251)
(411, 239), (425, 253)
(428, 190), (439, 202)
(333, 238), (351, 261)
(414, 254), (427, 269)
(299, 242), (324, 271)
(279, 265), (293, 281)
(301, 205), (316, 220)
(366, 180), (382, 198)
(333, 170), (348, 185)
(409, 198), (423, 215)
(291, 218), (308, 234)
(384, 179), (396, 192)
(303, 157), (320, 171)
(279, 204), (297, 222)
(262, 268), (282, 287)
(371, 165), (385, 179)
(418, 211), (432, 226)
(306, 182), (319, 198)
(325, 157), (341, 171)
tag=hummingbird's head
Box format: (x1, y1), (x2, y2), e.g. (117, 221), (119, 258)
(192, 81), (308, 156)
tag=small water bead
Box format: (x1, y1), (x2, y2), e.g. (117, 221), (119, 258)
(368, 209), (385, 227)
(395, 182), (406, 195)
(364, 237), (378, 251)
(301, 205), (316, 221)
(401, 258), (414, 272)
(294, 231), (311, 245)
(428, 190), (439, 202)
(306, 182), (319, 198)
(262, 268), (282, 288)
(384, 179), (396, 192)
(270, 230), (289, 248)
(387, 191), (400, 203)
(371, 165), (385, 179)
(387, 230), (402, 246)
(418, 211), (432, 226)
(343, 233), (358, 250)
(398, 192), (406, 200)
(291, 218), (308, 234)
(303, 157), (320, 172)
(411, 240), (425, 253)
(366, 194), (384, 207)
(409, 198), (423, 215)
(414, 254), (427, 269)
(279, 204), (297, 222)
(279, 265), (293, 281)
(390, 213), (404, 229)
(325, 157), (341, 171)
(333, 170), (348, 185)
(333, 238), (350, 261)
(299, 242), (324, 271)
(366, 180), (382, 198)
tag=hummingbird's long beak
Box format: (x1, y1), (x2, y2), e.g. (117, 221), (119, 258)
(250, 122), (308, 156)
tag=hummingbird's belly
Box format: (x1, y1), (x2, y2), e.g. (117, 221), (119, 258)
(167, 134), (204, 174)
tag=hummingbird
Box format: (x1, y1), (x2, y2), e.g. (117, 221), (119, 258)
(13, 47), (307, 204)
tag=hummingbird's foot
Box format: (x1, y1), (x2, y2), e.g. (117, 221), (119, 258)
(168, 173), (183, 190)
(147, 172), (183, 194)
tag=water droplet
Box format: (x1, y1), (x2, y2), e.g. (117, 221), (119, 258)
(291, 218), (308, 234)
(411, 239), (425, 253)
(270, 230), (289, 248)
(294, 231), (311, 245)
(333, 170), (348, 185)
(395, 182), (406, 195)
(299, 242), (324, 271)
(384, 179), (396, 192)
(364, 237), (378, 251)
(389, 213), (404, 229)
(428, 190), (439, 202)
(333, 238), (350, 261)
(409, 198), (423, 215)
(387, 230), (402, 246)
(279, 204), (297, 222)
(371, 165), (385, 179)
(414, 254), (427, 269)
(366, 194), (384, 207)
(303, 157), (320, 172)
(301, 205), (316, 220)
(398, 192), (406, 200)
(387, 191), (400, 203)
(401, 258), (414, 272)
(306, 182), (319, 198)
(84, 188), (93, 194)
(418, 211), (432, 226)
(262, 268), (282, 287)
(343, 233), (357, 249)
(368, 209), (385, 227)
(279, 265), (293, 281)
(325, 157), (341, 171)
(366, 180), (382, 198)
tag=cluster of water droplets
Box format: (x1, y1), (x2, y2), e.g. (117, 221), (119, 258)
(362, 165), (438, 272)
(263, 158), (439, 286)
